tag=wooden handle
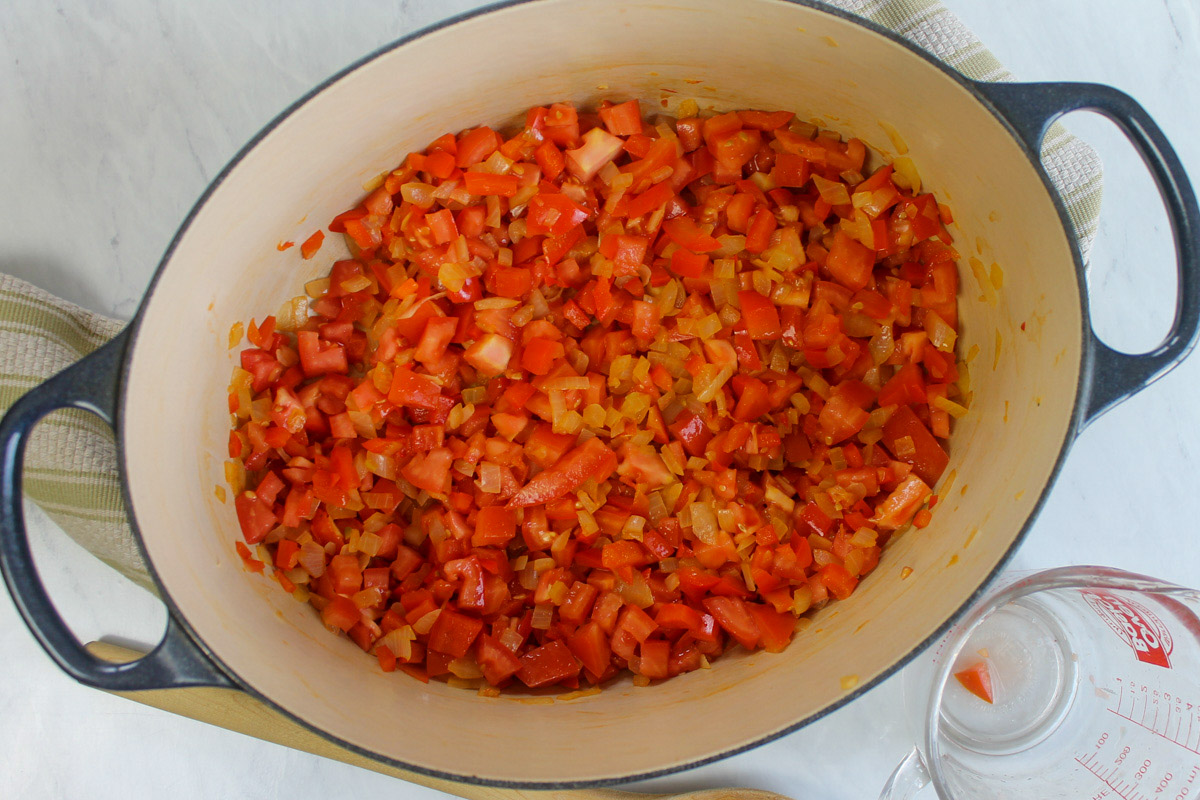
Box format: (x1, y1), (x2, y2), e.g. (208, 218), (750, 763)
(85, 642), (788, 800)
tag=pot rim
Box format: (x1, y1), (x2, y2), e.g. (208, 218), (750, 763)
(114, 0), (1091, 787)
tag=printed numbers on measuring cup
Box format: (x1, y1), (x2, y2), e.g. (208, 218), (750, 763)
(1172, 765), (1200, 799)
(1081, 590), (1175, 668)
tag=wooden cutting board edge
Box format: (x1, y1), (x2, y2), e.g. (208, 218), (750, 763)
(85, 642), (789, 800)
(85, 641), (645, 800)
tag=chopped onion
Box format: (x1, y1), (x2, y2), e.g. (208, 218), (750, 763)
(813, 174), (851, 205)
(764, 483), (796, 514)
(298, 541), (326, 578)
(352, 587), (385, 609)
(412, 609), (441, 636)
(869, 324), (895, 365)
(688, 501), (719, 545)
(358, 531), (382, 558)
(340, 275), (373, 294)
(518, 567), (538, 591)
(304, 277), (331, 298)
(499, 627), (524, 653)
(850, 528), (878, 548)
(545, 376), (591, 391)
(933, 395), (969, 419)
(531, 603), (554, 630)
(713, 235), (747, 257)
(448, 656), (485, 680)
(892, 156), (921, 193)
(475, 297), (519, 310)
(924, 310), (957, 353)
(692, 365), (734, 403)
(792, 585), (814, 615)
(478, 461), (502, 494)
(377, 626), (415, 661)
(361, 453), (395, 482)
(617, 573), (654, 608)
(400, 181), (437, 209)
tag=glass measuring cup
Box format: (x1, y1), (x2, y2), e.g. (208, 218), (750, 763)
(879, 566), (1200, 799)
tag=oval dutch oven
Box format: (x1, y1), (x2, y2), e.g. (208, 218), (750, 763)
(1, 0), (1197, 788)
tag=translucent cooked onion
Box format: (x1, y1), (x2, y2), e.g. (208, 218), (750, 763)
(272, 297), (309, 332)
(925, 310), (957, 352)
(298, 541), (326, 578)
(400, 181), (437, 208)
(438, 262), (470, 293)
(498, 627), (524, 653)
(478, 461), (502, 494)
(692, 365), (734, 404)
(448, 656), (485, 680)
(713, 235), (747, 257)
(869, 324), (895, 365)
(377, 626), (415, 661)
(688, 501), (719, 545)
(518, 567), (538, 591)
(412, 609), (441, 636)
(544, 376), (591, 391)
(617, 573), (654, 608)
(813, 174), (852, 205)
(352, 587), (385, 609)
(531, 604), (554, 630)
(933, 395), (969, 418)
(892, 156), (922, 193)
(850, 527), (878, 548)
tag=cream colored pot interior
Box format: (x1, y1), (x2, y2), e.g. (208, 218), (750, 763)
(122, 0), (1082, 784)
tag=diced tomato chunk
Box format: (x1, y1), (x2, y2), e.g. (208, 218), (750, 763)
(428, 608), (484, 658)
(955, 661), (995, 704)
(517, 640), (581, 688)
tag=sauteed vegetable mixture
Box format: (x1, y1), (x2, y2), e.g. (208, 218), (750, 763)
(226, 99), (963, 691)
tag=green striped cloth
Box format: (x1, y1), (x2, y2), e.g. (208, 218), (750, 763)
(0, 274), (154, 592)
(831, 0), (1103, 254)
(0, 0), (1102, 596)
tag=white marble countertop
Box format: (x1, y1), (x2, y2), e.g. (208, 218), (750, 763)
(2, 1), (1199, 797)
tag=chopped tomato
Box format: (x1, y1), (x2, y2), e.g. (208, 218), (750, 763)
(599, 99), (644, 136)
(565, 127), (624, 181)
(881, 405), (949, 484)
(954, 661), (995, 704)
(463, 172), (519, 197)
(702, 596), (760, 650)
(872, 473), (932, 530)
(568, 621), (612, 677)
(427, 608), (484, 658)
(517, 640), (581, 688)
(527, 193), (590, 237)
(476, 633), (522, 686)
(300, 230), (325, 260)
(662, 216), (721, 252)
(473, 506), (517, 547)
(825, 230), (874, 290)
(509, 438), (618, 507)
(229, 99), (962, 693)
(738, 291), (782, 340)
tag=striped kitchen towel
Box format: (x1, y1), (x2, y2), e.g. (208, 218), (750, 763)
(0, 0), (1103, 595)
(0, 273), (156, 593)
(829, 0), (1104, 257)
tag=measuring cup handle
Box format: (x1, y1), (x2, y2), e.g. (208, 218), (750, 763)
(878, 746), (931, 800)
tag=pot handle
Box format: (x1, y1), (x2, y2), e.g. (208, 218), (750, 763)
(0, 330), (233, 691)
(972, 81), (1200, 427)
